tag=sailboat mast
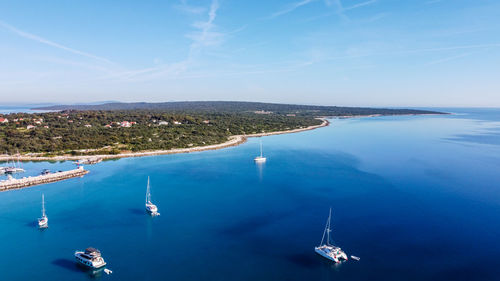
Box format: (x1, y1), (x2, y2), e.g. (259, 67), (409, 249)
(319, 208), (332, 246)
(260, 140), (263, 157)
(326, 208), (332, 245)
(146, 176), (150, 204)
(42, 194), (46, 217)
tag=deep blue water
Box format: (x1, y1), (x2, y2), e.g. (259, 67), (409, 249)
(1, 108), (499, 281)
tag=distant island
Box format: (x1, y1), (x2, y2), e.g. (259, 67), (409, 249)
(0, 101), (444, 159)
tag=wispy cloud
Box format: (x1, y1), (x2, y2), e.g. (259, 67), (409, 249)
(268, 0), (317, 19)
(112, 0), (223, 82)
(424, 52), (472, 66)
(0, 20), (113, 64)
(343, 0), (377, 11)
(186, 0), (222, 53)
(174, 0), (206, 14)
(399, 43), (500, 55)
(301, 0), (378, 22)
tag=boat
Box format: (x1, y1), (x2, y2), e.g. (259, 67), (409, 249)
(74, 157), (102, 165)
(75, 247), (107, 269)
(145, 176), (160, 216)
(4, 156), (25, 174)
(314, 208), (348, 263)
(351, 255), (360, 261)
(104, 268), (113, 275)
(254, 140), (267, 163)
(38, 194), (48, 229)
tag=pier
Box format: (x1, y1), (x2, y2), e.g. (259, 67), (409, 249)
(0, 166), (89, 191)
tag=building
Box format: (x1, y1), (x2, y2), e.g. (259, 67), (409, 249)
(84, 124), (92, 128)
(120, 121), (132, 127)
(158, 121), (169, 125)
(27, 125), (36, 129)
(0, 118), (8, 123)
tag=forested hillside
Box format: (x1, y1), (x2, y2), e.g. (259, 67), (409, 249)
(0, 102), (444, 155)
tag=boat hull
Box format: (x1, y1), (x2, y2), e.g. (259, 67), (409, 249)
(38, 217), (48, 229)
(315, 246), (348, 263)
(75, 252), (107, 269)
(146, 203), (160, 216)
(254, 156), (266, 163)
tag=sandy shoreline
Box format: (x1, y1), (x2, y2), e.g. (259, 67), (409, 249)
(0, 119), (329, 162)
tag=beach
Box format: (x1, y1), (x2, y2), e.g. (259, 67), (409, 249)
(0, 119), (329, 162)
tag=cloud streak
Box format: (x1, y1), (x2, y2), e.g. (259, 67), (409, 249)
(111, 0), (222, 82)
(425, 52), (472, 66)
(0, 20), (113, 64)
(343, 0), (377, 11)
(268, 0), (316, 19)
(175, 0), (206, 14)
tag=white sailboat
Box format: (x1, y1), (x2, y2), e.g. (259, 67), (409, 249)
(5, 157), (24, 174)
(254, 140), (267, 163)
(314, 208), (347, 263)
(145, 176), (160, 216)
(38, 194), (48, 229)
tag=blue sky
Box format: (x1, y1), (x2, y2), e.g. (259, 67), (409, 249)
(0, 0), (499, 107)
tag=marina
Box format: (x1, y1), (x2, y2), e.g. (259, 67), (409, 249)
(0, 166), (88, 191)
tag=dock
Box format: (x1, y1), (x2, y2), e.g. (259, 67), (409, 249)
(0, 166), (89, 191)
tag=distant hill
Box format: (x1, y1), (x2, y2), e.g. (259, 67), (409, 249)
(33, 101), (445, 116)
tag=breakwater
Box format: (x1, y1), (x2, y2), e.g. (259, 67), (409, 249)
(0, 167), (89, 191)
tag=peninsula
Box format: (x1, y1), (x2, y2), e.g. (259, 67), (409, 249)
(0, 101), (443, 160)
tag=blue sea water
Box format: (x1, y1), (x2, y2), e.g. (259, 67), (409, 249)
(1, 108), (499, 281)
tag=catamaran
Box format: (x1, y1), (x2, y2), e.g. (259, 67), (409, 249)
(314, 208), (348, 263)
(254, 140), (267, 163)
(38, 194), (48, 229)
(145, 176), (160, 216)
(75, 247), (107, 269)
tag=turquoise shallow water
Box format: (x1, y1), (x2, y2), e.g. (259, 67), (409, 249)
(1, 108), (500, 280)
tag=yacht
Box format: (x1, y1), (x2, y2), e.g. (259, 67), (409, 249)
(4, 157), (25, 174)
(145, 176), (160, 216)
(254, 140), (267, 163)
(75, 247), (107, 269)
(314, 208), (348, 263)
(38, 194), (48, 229)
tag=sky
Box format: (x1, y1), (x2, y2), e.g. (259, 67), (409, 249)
(0, 0), (499, 107)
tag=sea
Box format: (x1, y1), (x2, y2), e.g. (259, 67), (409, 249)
(0, 108), (499, 281)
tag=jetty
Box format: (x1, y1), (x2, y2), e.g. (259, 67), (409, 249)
(0, 166), (89, 191)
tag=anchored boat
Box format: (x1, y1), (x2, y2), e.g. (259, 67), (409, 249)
(314, 208), (348, 263)
(37, 194), (48, 229)
(145, 176), (160, 216)
(75, 247), (107, 269)
(254, 140), (267, 163)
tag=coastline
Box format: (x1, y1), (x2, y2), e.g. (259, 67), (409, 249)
(0, 119), (329, 162)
